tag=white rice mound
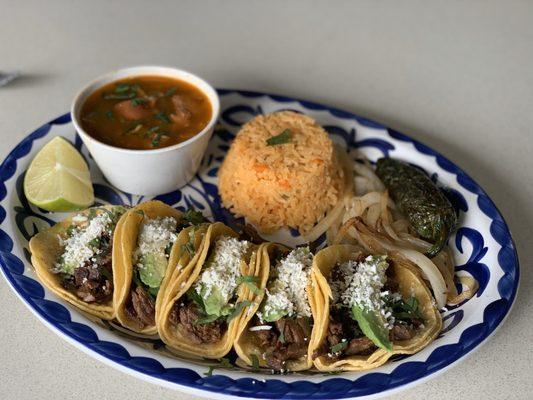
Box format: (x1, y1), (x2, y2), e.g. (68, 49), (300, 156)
(218, 111), (345, 233)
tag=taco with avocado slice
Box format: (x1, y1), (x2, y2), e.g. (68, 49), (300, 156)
(234, 243), (318, 372)
(29, 205), (128, 320)
(158, 222), (259, 359)
(113, 200), (209, 334)
(309, 244), (442, 371)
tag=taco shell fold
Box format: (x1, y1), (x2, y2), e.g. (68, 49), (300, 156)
(29, 205), (127, 320)
(310, 244), (442, 372)
(234, 242), (318, 372)
(158, 222), (259, 359)
(113, 200), (184, 335)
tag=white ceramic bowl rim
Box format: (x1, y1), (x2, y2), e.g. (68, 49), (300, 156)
(70, 65), (220, 155)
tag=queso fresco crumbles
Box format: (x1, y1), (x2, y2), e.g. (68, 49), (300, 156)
(80, 75), (212, 150)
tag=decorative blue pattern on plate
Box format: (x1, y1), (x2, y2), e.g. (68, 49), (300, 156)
(0, 90), (519, 399)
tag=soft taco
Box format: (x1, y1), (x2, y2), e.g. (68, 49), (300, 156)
(158, 222), (259, 359)
(310, 244), (442, 371)
(113, 200), (196, 334)
(29, 205), (128, 320)
(235, 243), (317, 372)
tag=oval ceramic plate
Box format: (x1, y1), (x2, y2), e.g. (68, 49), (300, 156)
(0, 90), (519, 399)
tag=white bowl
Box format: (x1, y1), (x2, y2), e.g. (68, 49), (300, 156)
(71, 66), (220, 195)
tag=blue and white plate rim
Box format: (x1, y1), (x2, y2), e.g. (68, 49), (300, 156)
(0, 88), (520, 400)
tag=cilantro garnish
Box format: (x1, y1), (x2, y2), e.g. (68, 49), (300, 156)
(266, 129), (291, 146)
(114, 84), (131, 93)
(330, 341), (348, 353)
(237, 275), (262, 295)
(180, 228), (197, 257)
(131, 98), (148, 107)
(155, 112), (171, 124)
(203, 358), (233, 377)
(88, 237), (100, 248)
(182, 207), (207, 225)
(165, 87), (177, 97)
(226, 300), (252, 322)
(385, 295), (423, 322)
(250, 354), (260, 372)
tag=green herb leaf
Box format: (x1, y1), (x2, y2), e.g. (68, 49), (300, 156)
(155, 112), (171, 124)
(88, 237), (100, 248)
(227, 300), (252, 322)
(180, 228), (197, 257)
(187, 287), (205, 310)
(266, 129), (291, 146)
(114, 84), (131, 94)
(100, 266), (113, 281)
(148, 286), (159, 299)
(151, 132), (162, 147)
(88, 208), (97, 220)
(250, 354), (260, 372)
(385, 295), (423, 322)
(132, 268), (143, 288)
(237, 276), (262, 295)
(195, 313), (221, 325)
(330, 341), (348, 353)
(204, 358), (233, 377)
(183, 207), (207, 225)
(66, 224), (77, 236)
(322, 371), (343, 376)
(165, 87), (177, 97)
(131, 98), (148, 107)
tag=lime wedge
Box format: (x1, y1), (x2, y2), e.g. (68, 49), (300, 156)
(24, 136), (94, 211)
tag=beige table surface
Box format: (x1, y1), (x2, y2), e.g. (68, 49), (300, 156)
(0, 1), (531, 399)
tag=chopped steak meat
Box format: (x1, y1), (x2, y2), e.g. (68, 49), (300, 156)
(251, 316), (311, 371)
(124, 285), (156, 328)
(391, 324), (413, 341)
(312, 308), (377, 361)
(64, 261), (113, 303)
(345, 337), (375, 356)
(169, 299), (225, 344)
(61, 232), (114, 303)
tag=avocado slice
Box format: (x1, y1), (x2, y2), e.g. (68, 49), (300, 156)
(138, 252), (167, 289)
(351, 305), (392, 351)
(198, 285), (234, 317)
(260, 306), (289, 323)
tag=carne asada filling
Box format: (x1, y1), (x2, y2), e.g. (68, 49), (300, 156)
(250, 315), (312, 370)
(313, 256), (424, 360)
(169, 296), (227, 344)
(56, 207), (126, 303)
(170, 235), (251, 343)
(252, 247), (314, 370)
(125, 216), (179, 328)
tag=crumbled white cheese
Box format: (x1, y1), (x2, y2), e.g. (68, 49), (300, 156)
(339, 255), (395, 329)
(133, 217), (178, 266)
(194, 236), (250, 303)
(55, 212), (113, 274)
(330, 260), (357, 304)
(257, 247), (313, 322)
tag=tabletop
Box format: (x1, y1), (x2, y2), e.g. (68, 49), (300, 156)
(0, 1), (531, 399)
